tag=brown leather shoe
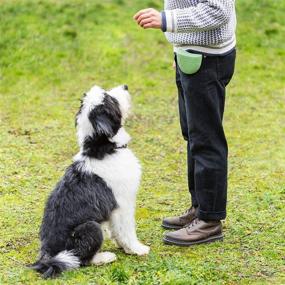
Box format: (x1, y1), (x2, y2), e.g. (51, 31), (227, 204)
(163, 218), (223, 246)
(162, 206), (197, 229)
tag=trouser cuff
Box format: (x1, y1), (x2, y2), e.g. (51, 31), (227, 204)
(197, 209), (226, 221)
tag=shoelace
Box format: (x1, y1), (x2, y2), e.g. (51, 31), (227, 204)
(186, 218), (199, 229)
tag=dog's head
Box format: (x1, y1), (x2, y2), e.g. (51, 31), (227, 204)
(75, 84), (131, 149)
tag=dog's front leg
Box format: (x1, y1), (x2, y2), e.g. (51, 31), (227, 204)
(110, 207), (150, 256)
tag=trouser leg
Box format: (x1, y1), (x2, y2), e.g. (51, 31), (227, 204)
(177, 50), (236, 221)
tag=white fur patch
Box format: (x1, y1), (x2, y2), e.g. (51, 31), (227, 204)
(54, 250), (80, 269)
(108, 85), (131, 122)
(110, 127), (131, 147)
(85, 85), (105, 106)
(124, 243), (150, 256)
(75, 147), (141, 203)
(101, 221), (112, 239)
(91, 252), (117, 265)
(76, 85), (105, 146)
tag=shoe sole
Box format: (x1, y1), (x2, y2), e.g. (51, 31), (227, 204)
(161, 222), (183, 230)
(163, 234), (224, 246)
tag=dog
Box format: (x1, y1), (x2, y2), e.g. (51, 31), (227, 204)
(29, 84), (150, 278)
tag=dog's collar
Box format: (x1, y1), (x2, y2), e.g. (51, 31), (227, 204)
(115, 144), (128, 149)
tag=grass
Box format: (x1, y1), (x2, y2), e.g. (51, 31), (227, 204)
(0, 0), (284, 284)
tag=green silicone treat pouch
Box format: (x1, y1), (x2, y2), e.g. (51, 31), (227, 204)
(176, 49), (203, 75)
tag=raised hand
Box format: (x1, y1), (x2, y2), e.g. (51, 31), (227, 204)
(133, 8), (162, 29)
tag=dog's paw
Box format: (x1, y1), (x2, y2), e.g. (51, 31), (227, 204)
(91, 252), (117, 265)
(125, 243), (150, 256)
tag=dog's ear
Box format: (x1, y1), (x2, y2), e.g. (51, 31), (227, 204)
(89, 111), (115, 138)
(88, 94), (122, 138)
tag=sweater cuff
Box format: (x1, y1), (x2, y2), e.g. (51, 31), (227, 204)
(161, 11), (167, 32)
(163, 10), (176, 32)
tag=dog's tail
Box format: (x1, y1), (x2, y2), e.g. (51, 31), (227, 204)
(29, 250), (80, 279)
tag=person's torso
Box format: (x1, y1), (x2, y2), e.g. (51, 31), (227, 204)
(164, 0), (237, 55)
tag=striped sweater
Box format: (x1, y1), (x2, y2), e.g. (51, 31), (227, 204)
(161, 0), (236, 55)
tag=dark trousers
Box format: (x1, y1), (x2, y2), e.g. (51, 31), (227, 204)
(175, 49), (236, 221)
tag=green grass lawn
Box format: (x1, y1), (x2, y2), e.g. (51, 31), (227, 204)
(0, 0), (284, 284)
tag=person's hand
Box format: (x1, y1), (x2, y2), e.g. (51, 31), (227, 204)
(133, 8), (162, 29)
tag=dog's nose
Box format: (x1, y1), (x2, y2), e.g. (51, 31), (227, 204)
(123, 85), (128, 91)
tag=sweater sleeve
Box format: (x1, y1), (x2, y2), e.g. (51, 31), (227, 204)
(163, 0), (235, 33)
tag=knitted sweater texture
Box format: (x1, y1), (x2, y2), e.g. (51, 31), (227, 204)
(161, 0), (236, 54)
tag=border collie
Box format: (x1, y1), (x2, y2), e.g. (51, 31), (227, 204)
(30, 84), (150, 278)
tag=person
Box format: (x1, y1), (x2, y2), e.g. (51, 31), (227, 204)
(134, 1), (236, 246)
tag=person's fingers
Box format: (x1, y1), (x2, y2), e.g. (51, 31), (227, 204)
(137, 12), (152, 24)
(133, 8), (161, 29)
(138, 14), (153, 25)
(142, 23), (154, 29)
(133, 11), (142, 20)
(133, 10), (142, 20)
(133, 8), (153, 20)
(133, 9), (148, 19)
(139, 18), (153, 27)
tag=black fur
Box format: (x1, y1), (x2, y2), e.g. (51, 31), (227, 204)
(30, 161), (117, 278)
(83, 135), (117, 159)
(82, 94), (122, 159)
(30, 255), (75, 279)
(89, 94), (121, 137)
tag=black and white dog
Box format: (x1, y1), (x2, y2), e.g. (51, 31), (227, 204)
(30, 84), (150, 278)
